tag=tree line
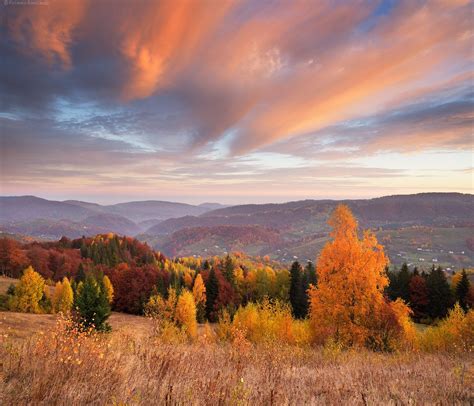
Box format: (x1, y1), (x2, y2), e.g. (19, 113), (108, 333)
(1, 219), (472, 331)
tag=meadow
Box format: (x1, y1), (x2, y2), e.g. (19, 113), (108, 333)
(0, 311), (473, 405)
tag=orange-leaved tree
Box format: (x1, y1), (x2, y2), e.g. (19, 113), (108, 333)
(175, 290), (197, 339)
(309, 204), (411, 350)
(192, 273), (206, 323)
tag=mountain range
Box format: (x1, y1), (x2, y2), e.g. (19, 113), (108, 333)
(1, 193), (473, 269)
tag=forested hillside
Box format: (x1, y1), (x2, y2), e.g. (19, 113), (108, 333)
(1, 227), (471, 323)
(2, 193), (473, 269)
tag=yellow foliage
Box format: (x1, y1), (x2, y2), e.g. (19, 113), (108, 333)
(234, 267), (244, 284)
(102, 275), (114, 304)
(156, 319), (187, 344)
(146, 288), (197, 341)
(174, 290), (197, 339)
(222, 300), (311, 346)
(419, 305), (474, 352)
(145, 296), (166, 320)
(145, 287), (179, 323)
(292, 320), (313, 347)
(9, 266), (45, 313)
(52, 277), (74, 314)
(215, 309), (234, 342)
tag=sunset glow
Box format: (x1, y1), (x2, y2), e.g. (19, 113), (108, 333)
(1, 0), (472, 204)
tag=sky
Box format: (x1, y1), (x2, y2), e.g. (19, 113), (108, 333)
(0, 0), (473, 205)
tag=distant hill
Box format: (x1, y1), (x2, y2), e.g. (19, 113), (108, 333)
(105, 200), (209, 223)
(141, 193), (474, 268)
(157, 225), (282, 257)
(198, 202), (230, 210)
(0, 196), (95, 222)
(63, 200), (106, 212)
(0, 196), (219, 238)
(82, 213), (140, 236)
(148, 193), (474, 234)
(1, 219), (105, 240)
(351, 193), (474, 223)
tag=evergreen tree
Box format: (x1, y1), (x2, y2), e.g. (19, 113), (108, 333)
(109, 236), (121, 266)
(223, 255), (236, 287)
(289, 261), (305, 318)
(205, 268), (219, 322)
(80, 238), (88, 258)
(156, 274), (168, 298)
(455, 269), (471, 312)
(385, 263), (412, 302)
(77, 263), (86, 283)
(304, 261), (317, 286)
(426, 266), (452, 319)
(75, 274), (111, 331)
(385, 267), (398, 300)
(397, 263), (412, 302)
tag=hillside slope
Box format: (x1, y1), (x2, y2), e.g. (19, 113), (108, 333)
(142, 193), (474, 268)
(0, 196), (218, 238)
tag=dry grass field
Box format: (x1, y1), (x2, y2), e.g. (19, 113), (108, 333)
(0, 311), (154, 342)
(0, 310), (473, 405)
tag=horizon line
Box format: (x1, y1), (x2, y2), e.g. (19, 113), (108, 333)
(1, 191), (472, 208)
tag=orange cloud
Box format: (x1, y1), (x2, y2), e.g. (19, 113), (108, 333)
(5, 0), (86, 68)
(119, 0), (237, 99)
(229, 1), (472, 153)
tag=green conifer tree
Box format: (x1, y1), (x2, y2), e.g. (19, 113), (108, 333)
(76, 263), (87, 283)
(397, 263), (412, 302)
(289, 261), (304, 318)
(426, 266), (452, 319)
(455, 269), (471, 312)
(74, 274), (111, 331)
(223, 255), (236, 287)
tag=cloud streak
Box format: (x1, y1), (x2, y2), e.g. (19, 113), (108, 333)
(0, 0), (472, 202)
